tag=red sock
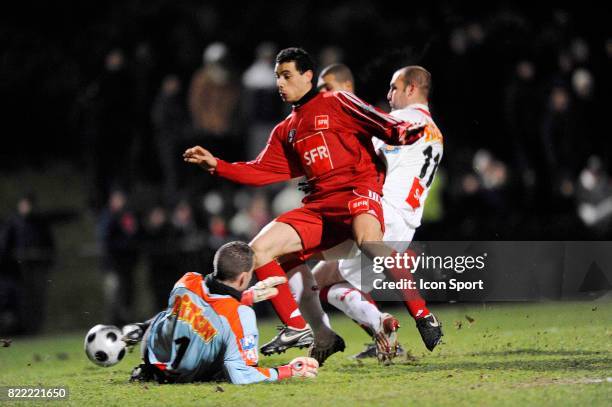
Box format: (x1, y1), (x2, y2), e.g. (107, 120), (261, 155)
(255, 260), (307, 329)
(383, 250), (430, 319)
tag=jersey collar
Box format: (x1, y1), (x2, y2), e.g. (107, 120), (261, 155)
(204, 274), (242, 301)
(292, 86), (318, 109)
(406, 103), (430, 117)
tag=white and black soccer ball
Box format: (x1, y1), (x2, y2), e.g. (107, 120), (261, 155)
(84, 324), (127, 367)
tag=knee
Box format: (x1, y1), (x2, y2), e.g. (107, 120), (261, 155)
(313, 261), (341, 288)
(353, 231), (367, 247)
(354, 229), (382, 247)
(353, 215), (383, 247)
(249, 238), (273, 265)
(249, 238), (267, 257)
(249, 222), (303, 267)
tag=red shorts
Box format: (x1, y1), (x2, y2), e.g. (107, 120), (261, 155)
(275, 188), (385, 259)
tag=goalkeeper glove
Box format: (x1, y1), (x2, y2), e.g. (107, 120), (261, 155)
(277, 357), (319, 379)
(241, 276), (287, 306)
(121, 322), (150, 347)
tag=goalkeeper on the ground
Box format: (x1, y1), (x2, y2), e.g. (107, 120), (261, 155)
(124, 241), (318, 384)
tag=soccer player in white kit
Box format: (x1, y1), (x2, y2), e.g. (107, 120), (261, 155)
(308, 65), (444, 361)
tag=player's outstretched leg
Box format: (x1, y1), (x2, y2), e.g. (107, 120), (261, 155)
(322, 282), (404, 361)
(256, 260), (314, 355)
(275, 260), (345, 365)
(353, 214), (438, 350)
(378, 250), (444, 351)
(250, 222), (315, 355)
(356, 230), (444, 351)
(313, 248), (406, 361)
(287, 261), (338, 341)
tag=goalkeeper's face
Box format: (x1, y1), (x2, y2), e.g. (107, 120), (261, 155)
(275, 62), (313, 103)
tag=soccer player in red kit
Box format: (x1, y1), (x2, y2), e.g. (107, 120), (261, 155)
(184, 48), (425, 359)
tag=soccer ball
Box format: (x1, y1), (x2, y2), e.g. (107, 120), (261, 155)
(84, 324), (127, 367)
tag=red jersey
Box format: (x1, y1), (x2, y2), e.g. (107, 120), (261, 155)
(215, 90), (421, 201)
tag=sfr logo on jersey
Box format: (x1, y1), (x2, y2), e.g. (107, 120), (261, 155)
(315, 115), (329, 130)
(406, 177), (424, 209)
(294, 132), (334, 178)
(303, 146), (329, 166)
(348, 198), (370, 215)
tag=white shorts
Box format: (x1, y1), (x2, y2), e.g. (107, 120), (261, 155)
(322, 200), (416, 292)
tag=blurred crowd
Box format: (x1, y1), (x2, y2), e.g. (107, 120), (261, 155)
(3, 2), (608, 234)
(59, 4), (610, 241)
(1, 2), (611, 330)
(0, 182), (304, 331)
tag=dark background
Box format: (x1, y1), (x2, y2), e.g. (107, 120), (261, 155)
(0, 1), (610, 333)
(2, 1), (610, 237)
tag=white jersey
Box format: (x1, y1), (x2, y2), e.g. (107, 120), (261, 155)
(373, 103), (443, 231)
(331, 103), (444, 291)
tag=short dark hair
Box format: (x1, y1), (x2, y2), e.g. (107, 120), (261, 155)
(213, 241), (254, 282)
(399, 66), (432, 99)
(319, 63), (354, 86)
(276, 47), (315, 75)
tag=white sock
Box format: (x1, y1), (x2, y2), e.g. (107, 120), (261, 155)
(326, 282), (382, 333)
(287, 265), (335, 344)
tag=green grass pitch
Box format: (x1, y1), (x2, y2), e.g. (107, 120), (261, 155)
(1, 301), (611, 406)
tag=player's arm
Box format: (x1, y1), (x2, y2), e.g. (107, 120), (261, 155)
(240, 276), (287, 306)
(236, 278), (286, 366)
(222, 334), (318, 384)
(221, 323), (279, 384)
(333, 91), (425, 145)
(222, 306), (318, 384)
(184, 125), (303, 186)
(234, 305), (262, 366)
(121, 318), (154, 346)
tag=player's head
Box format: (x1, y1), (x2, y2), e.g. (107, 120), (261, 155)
(212, 241), (255, 291)
(275, 47), (315, 103)
(317, 63), (354, 93)
(387, 66), (431, 110)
